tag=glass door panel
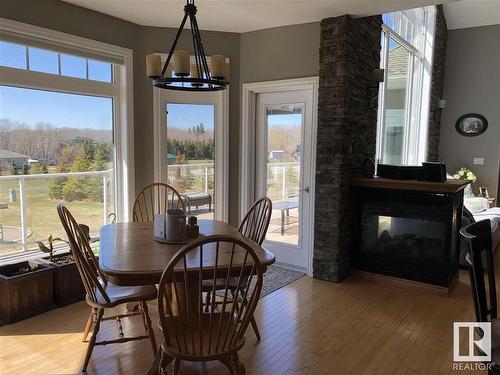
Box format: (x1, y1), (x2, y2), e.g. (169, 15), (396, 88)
(264, 105), (303, 246)
(166, 103), (215, 219)
(255, 88), (314, 272)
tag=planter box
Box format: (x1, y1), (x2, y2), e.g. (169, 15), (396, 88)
(0, 261), (55, 324)
(39, 254), (86, 307)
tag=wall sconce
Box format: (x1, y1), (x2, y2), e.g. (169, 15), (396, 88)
(368, 68), (385, 110)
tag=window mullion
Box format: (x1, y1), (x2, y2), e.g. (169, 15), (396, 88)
(403, 52), (415, 165)
(25, 45), (29, 70)
(377, 31), (390, 164)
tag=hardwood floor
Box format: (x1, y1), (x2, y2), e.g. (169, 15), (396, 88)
(0, 266), (488, 375)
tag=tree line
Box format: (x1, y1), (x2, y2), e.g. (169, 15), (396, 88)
(167, 139), (214, 161)
(0, 118), (112, 162)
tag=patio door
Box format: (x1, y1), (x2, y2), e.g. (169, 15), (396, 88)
(155, 89), (228, 221)
(255, 89), (315, 271)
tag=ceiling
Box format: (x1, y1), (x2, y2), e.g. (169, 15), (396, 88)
(444, 1), (500, 30)
(62, 0), (450, 33)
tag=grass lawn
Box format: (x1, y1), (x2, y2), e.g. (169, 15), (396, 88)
(0, 177), (110, 256)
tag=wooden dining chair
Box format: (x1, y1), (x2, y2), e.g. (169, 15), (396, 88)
(203, 197), (272, 340)
(133, 183), (186, 222)
(57, 204), (158, 372)
(461, 219), (500, 374)
(156, 235), (264, 375)
(238, 196), (273, 246)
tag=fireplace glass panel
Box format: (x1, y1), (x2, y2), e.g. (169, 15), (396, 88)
(361, 215), (446, 263)
(355, 194), (451, 285)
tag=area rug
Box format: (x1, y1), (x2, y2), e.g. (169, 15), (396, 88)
(215, 265), (306, 299)
(261, 265), (306, 298)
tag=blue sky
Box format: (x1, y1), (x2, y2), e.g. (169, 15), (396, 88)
(0, 86), (113, 130)
(268, 114), (302, 128)
(0, 41), (113, 130)
(167, 103), (214, 130)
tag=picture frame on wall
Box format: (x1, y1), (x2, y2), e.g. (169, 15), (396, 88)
(455, 113), (488, 137)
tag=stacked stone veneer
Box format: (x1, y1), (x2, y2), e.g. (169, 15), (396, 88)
(313, 15), (382, 282)
(427, 5), (448, 161)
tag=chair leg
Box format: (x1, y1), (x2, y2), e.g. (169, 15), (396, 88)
(82, 308), (103, 372)
(205, 291), (211, 313)
(140, 301), (157, 355)
(230, 352), (245, 375)
(250, 315), (261, 341)
(219, 354), (235, 375)
(172, 358), (180, 375)
(82, 308), (94, 342)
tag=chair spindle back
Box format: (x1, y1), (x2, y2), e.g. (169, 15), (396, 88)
(238, 197), (272, 246)
(133, 183), (186, 222)
(157, 235), (263, 357)
(57, 204), (110, 304)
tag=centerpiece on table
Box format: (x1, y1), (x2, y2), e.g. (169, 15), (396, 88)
(154, 209), (199, 244)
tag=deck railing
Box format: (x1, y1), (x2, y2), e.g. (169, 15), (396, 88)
(0, 161), (300, 255)
(167, 163), (214, 194)
(266, 162), (300, 201)
(0, 169), (113, 252)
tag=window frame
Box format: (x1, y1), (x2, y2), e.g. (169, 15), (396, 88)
(0, 17), (135, 261)
(377, 7), (436, 166)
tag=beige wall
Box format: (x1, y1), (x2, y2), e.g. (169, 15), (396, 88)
(440, 25), (500, 199)
(240, 22), (320, 83)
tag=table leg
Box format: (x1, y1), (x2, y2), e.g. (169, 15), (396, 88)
(281, 210), (285, 235)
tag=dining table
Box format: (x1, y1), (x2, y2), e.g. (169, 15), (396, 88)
(99, 219), (275, 374)
(99, 219), (276, 286)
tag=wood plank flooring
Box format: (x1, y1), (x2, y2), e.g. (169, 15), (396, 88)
(0, 266), (488, 375)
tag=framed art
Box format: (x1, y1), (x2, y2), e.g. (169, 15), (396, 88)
(455, 113), (488, 137)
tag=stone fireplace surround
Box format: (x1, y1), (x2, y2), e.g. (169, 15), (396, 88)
(313, 14), (382, 282)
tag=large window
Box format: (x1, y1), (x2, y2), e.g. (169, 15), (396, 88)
(377, 7), (435, 165)
(0, 21), (132, 259)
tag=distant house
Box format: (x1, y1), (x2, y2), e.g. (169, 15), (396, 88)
(0, 150), (31, 169)
(268, 150), (285, 160)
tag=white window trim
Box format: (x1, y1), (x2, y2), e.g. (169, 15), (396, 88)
(152, 54), (230, 222)
(0, 17), (135, 222)
(376, 6), (435, 166)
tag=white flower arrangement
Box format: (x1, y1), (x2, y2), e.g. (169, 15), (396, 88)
(453, 167), (477, 182)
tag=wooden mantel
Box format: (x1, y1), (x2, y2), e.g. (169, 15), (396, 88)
(352, 177), (468, 194)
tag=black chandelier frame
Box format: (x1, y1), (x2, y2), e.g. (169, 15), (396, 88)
(152, 0), (227, 92)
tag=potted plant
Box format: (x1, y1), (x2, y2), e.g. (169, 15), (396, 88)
(37, 234), (86, 307)
(0, 260), (55, 324)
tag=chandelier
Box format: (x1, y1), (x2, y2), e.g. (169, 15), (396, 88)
(145, 0), (229, 91)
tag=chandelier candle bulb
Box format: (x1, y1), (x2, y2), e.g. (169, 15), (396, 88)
(173, 50), (190, 76)
(211, 55), (226, 79)
(190, 65), (200, 78)
(163, 63), (173, 78)
(146, 54), (161, 78)
(223, 61), (231, 83)
(190, 65), (203, 87)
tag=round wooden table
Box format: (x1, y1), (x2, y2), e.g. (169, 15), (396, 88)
(99, 220), (275, 286)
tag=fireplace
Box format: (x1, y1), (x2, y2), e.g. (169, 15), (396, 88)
(352, 178), (466, 289)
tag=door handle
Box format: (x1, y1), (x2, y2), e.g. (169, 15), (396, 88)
(299, 187), (309, 193)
